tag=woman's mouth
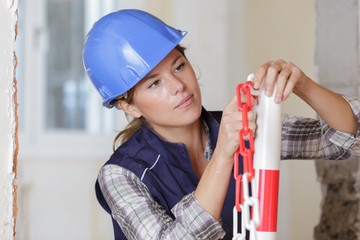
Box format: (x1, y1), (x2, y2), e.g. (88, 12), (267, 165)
(175, 95), (193, 109)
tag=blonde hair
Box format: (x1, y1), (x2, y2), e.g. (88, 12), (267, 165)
(113, 45), (187, 151)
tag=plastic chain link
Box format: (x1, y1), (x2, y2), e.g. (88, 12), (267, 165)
(232, 74), (260, 240)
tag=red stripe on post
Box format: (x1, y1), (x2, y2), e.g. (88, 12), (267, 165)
(257, 169), (280, 232)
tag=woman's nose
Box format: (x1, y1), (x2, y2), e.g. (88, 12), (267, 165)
(166, 75), (184, 95)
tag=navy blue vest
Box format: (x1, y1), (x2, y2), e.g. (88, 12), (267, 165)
(95, 109), (246, 239)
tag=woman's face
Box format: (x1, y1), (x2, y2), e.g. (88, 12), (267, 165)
(129, 48), (202, 131)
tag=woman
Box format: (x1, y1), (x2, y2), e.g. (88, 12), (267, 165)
(83, 9), (360, 240)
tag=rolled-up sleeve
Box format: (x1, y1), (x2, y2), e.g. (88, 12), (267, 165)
(98, 164), (225, 240)
(281, 95), (360, 160)
(171, 193), (225, 239)
(320, 95), (360, 155)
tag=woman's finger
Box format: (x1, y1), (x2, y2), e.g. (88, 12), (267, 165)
(264, 60), (285, 97)
(282, 66), (300, 101)
(240, 94), (257, 107)
(253, 61), (272, 89)
(274, 64), (292, 103)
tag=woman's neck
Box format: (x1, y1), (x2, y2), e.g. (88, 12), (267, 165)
(149, 119), (208, 178)
(148, 118), (201, 142)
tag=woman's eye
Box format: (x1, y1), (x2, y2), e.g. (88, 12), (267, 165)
(175, 63), (185, 72)
(148, 80), (160, 89)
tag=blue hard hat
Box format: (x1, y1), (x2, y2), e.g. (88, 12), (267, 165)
(83, 9), (187, 108)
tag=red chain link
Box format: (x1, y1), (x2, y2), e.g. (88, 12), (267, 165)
(234, 81), (257, 212)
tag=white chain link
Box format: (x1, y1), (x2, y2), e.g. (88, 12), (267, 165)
(233, 173), (260, 240)
(232, 205), (246, 240)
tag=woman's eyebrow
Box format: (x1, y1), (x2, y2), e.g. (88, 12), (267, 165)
(143, 55), (183, 82)
(171, 55), (182, 66)
(143, 73), (159, 81)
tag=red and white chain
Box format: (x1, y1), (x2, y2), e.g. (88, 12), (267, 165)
(232, 74), (260, 240)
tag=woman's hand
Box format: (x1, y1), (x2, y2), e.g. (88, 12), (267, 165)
(252, 59), (358, 135)
(214, 94), (256, 160)
(194, 94), (256, 220)
(253, 59), (312, 103)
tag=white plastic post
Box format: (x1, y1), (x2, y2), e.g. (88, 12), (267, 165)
(253, 83), (282, 240)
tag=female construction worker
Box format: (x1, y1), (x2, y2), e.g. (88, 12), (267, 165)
(83, 9), (360, 240)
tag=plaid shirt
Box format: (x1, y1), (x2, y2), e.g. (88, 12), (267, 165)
(98, 95), (360, 240)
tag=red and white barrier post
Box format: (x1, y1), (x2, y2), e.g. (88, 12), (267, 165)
(253, 82), (282, 240)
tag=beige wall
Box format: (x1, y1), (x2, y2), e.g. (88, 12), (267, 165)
(234, 0), (316, 116)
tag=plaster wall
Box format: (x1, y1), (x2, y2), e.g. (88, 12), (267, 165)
(0, 0), (18, 239)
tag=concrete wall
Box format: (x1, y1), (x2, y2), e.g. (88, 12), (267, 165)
(314, 0), (360, 239)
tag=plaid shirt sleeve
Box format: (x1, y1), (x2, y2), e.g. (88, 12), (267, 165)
(98, 164), (226, 240)
(281, 95), (360, 160)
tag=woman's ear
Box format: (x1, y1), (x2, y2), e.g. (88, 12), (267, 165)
(117, 100), (142, 118)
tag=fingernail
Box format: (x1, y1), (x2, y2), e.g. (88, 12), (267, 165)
(275, 96), (282, 103)
(265, 89), (272, 97)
